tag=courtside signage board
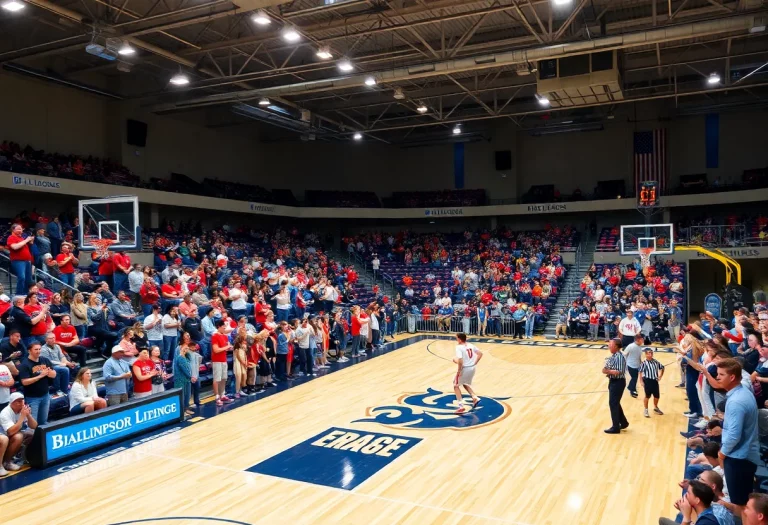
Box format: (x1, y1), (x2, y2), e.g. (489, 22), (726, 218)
(28, 389), (183, 467)
(247, 426), (421, 490)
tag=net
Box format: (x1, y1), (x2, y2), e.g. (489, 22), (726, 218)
(90, 238), (116, 258)
(639, 247), (654, 269)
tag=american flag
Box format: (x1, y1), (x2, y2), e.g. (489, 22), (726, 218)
(634, 129), (667, 195)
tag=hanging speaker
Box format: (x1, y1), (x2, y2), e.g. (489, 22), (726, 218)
(495, 150), (512, 171)
(126, 119), (148, 147)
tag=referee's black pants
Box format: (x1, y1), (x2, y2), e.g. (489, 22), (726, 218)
(608, 378), (628, 430)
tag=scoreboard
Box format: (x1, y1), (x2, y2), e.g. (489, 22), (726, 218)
(638, 181), (659, 208)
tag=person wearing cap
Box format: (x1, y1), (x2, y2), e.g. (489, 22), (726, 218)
(0, 392), (38, 475)
(102, 346), (132, 406)
(55, 242), (79, 288)
(18, 341), (56, 425)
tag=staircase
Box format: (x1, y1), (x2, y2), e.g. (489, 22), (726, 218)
(329, 248), (397, 303)
(542, 234), (597, 338)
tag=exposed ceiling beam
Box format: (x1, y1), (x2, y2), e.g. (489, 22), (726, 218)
(148, 13), (762, 111)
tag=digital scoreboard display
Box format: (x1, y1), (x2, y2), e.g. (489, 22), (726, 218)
(638, 180), (659, 208)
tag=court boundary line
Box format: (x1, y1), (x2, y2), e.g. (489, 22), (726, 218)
(134, 448), (536, 525)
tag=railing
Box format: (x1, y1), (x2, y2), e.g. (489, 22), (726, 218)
(677, 224), (747, 247)
(0, 251), (80, 297)
(396, 314), (537, 337)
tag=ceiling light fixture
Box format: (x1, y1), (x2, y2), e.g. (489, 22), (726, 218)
(364, 76), (377, 86)
(453, 124), (462, 135)
(169, 72), (190, 86)
(1, 0), (25, 11)
(316, 46), (332, 60)
(707, 72), (721, 85)
(353, 132), (363, 141)
(117, 43), (136, 56)
(282, 26), (301, 43)
(416, 104), (428, 114)
(536, 94), (550, 107)
(338, 59), (354, 72)
(252, 11), (271, 25)
(258, 97), (270, 106)
(553, 0), (572, 5)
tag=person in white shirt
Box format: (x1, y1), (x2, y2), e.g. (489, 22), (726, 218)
(143, 304), (165, 350)
(69, 368), (107, 416)
(0, 364), (13, 412)
(0, 392), (37, 475)
(622, 334), (645, 398)
(453, 333), (483, 414)
(294, 319), (313, 377)
(371, 256), (380, 279)
(619, 310), (641, 348)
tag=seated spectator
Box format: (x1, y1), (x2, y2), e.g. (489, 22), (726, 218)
(48, 293), (70, 326)
(53, 314), (88, 367)
(744, 494), (768, 525)
(8, 294), (49, 347)
(110, 290), (140, 329)
(0, 392), (37, 475)
(68, 368), (106, 416)
(659, 479), (719, 525)
(0, 330), (26, 376)
(40, 332), (77, 395)
(87, 294), (119, 357)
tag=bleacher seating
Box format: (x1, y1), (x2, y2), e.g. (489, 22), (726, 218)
(389, 189), (486, 208)
(305, 190), (381, 208)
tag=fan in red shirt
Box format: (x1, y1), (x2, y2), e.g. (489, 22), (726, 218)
(132, 351), (156, 398)
(24, 295), (51, 337)
(55, 242), (78, 275)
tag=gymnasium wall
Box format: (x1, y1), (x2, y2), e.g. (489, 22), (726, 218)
(2, 71), (768, 201)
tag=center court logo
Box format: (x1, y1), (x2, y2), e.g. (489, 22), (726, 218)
(354, 387), (510, 430)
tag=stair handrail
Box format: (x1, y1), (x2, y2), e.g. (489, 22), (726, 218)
(0, 251), (80, 296)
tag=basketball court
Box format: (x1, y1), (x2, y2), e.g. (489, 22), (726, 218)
(0, 337), (688, 525)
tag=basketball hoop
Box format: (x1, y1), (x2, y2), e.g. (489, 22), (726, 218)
(639, 247), (654, 270)
(90, 238), (116, 259)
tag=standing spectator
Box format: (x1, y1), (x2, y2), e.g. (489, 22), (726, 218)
(18, 342), (55, 425)
(622, 334), (644, 398)
(276, 323), (290, 381)
(132, 349), (156, 399)
(33, 228), (50, 268)
(0, 359), (12, 412)
(200, 307), (216, 360)
(22, 292), (50, 346)
(0, 392), (37, 474)
(211, 320), (233, 406)
(602, 339), (628, 434)
(554, 309), (568, 340)
(128, 264), (145, 311)
(161, 306), (181, 361)
(55, 242), (78, 288)
(46, 216), (63, 257)
(112, 249), (132, 294)
(716, 358), (760, 518)
(8, 295), (47, 347)
(149, 346), (167, 394)
(102, 346), (131, 406)
(619, 310), (641, 348)
(68, 368), (106, 416)
(679, 334), (705, 419)
(331, 311), (348, 362)
(6, 224), (35, 295)
(40, 332), (76, 395)
(139, 276), (160, 316)
(188, 340), (202, 408)
(143, 304), (164, 353)
(173, 343), (194, 418)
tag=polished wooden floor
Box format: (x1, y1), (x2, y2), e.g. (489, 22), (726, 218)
(0, 338), (687, 525)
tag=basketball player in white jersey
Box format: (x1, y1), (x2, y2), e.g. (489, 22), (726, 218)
(453, 332), (483, 414)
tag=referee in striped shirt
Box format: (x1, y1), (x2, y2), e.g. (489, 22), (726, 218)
(602, 339), (629, 434)
(639, 348), (665, 418)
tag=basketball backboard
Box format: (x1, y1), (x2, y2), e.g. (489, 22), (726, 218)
(79, 196), (140, 251)
(619, 223), (674, 256)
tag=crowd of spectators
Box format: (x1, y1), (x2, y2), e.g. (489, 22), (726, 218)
(0, 216), (402, 466)
(555, 258), (687, 343)
(655, 307), (768, 524)
(343, 226), (577, 337)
